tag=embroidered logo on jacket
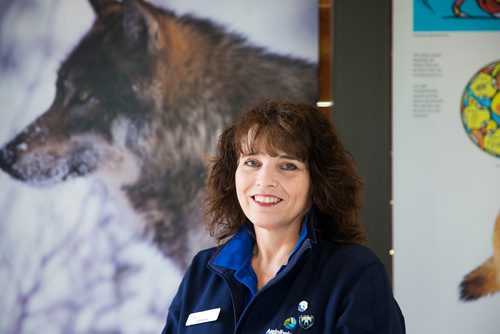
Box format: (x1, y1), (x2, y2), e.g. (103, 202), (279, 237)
(283, 317), (297, 330)
(298, 315), (314, 329)
(298, 300), (308, 312)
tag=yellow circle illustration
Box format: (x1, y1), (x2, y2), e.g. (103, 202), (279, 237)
(460, 60), (500, 158)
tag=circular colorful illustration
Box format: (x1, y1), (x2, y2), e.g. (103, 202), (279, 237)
(460, 60), (500, 158)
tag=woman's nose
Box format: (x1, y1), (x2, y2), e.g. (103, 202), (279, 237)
(256, 165), (278, 188)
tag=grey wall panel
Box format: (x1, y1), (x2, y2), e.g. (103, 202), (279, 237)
(332, 0), (393, 279)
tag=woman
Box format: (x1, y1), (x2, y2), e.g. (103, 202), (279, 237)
(162, 100), (405, 333)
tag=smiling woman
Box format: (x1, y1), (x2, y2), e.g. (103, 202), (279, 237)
(235, 151), (312, 234)
(235, 149), (313, 292)
(161, 100), (406, 333)
(205, 100), (367, 245)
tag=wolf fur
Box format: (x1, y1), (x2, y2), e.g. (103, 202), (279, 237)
(0, 0), (317, 268)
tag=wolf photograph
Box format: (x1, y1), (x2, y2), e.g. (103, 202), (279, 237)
(0, 0), (318, 332)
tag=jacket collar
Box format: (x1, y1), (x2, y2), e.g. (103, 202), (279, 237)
(209, 206), (319, 274)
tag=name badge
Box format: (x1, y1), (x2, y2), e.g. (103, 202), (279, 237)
(185, 308), (221, 326)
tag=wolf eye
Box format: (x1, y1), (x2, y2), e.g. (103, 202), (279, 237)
(78, 89), (91, 102)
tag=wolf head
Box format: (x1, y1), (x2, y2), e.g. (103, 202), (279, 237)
(0, 0), (317, 267)
(0, 0), (161, 187)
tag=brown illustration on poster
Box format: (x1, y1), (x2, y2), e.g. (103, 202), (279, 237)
(460, 212), (500, 301)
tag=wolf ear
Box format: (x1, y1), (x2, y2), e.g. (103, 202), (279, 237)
(122, 0), (162, 55)
(89, 0), (114, 16)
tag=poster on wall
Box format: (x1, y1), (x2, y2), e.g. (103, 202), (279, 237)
(393, 1), (500, 333)
(0, 0), (318, 332)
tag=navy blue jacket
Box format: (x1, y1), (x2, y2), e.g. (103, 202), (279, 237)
(162, 215), (405, 334)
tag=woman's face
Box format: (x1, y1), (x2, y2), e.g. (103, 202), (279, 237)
(235, 148), (312, 233)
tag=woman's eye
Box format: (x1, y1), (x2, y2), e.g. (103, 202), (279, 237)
(281, 163), (297, 170)
(244, 159), (259, 167)
(78, 89), (90, 102)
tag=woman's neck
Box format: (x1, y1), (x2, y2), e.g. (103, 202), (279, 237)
(251, 224), (301, 290)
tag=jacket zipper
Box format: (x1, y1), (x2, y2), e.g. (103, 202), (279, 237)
(233, 239), (313, 333)
(212, 268), (241, 333)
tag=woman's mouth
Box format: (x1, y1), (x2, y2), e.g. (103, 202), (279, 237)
(252, 195), (282, 205)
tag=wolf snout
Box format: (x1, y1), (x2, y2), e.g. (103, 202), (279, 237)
(0, 143), (23, 179)
(0, 143), (17, 169)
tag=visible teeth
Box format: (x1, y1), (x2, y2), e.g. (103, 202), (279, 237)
(254, 196), (281, 204)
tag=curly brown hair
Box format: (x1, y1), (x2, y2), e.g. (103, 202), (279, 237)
(204, 100), (367, 245)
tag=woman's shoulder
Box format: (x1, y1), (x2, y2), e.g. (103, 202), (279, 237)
(311, 240), (393, 292)
(190, 246), (219, 265)
(316, 239), (383, 269)
(179, 246), (220, 281)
